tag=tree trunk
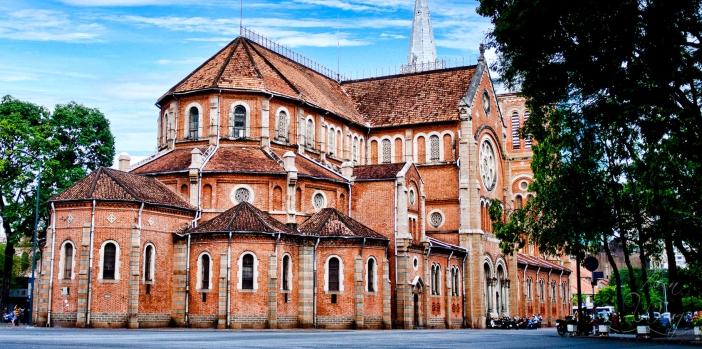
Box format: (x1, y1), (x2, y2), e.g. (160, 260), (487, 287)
(620, 232), (639, 314)
(1, 239), (14, 306)
(664, 236), (682, 314)
(603, 238), (625, 316)
(637, 238), (653, 318)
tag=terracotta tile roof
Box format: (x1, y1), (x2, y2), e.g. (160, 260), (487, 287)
(427, 237), (467, 253)
(131, 147), (202, 175)
(517, 253), (571, 273)
(353, 163), (406, 180)
(341, 66), (476, 128)
(160, 37), (367, 126)
(269, 149), (346, 182)
(204, 146), (285, 174)
(298, 208), (387, 240)
(188, 201), (292, 234)
(52, 167), (194, 211)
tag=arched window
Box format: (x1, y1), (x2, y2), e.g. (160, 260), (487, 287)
(60, 241), (74, 280)
(232, 105), (246, 138)
(381, 139), (391, 164)
(328, 128), (336, 156)
(101, 241), (118, 280)
(366, 257), (377, 293)
(277, 110), (288, 141)
(241, 253), (255, 290)
(282, 255), (291, 291)
(551, 281), (557, 301)
(453, 267), (460, 296)
(327, 256), (341, 292)
(538, 279), (545, 303)
(561, 282), (567, 304)
(429, 135), (440, 162)
(511, 111), (521, 149)
(526, 278), (532, 300)
(188, 107), (199, 140)
(306, 118), (314, 148)
(198, 253), (211, 290)
(352, 136), (359, 163)
(431, 264), (441, 295)
(515, 195), (523, 209)
(524, 112), (531, 148)
(144, 244), (155, 282)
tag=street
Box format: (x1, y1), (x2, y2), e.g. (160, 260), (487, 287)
(0, 327), (697, 349)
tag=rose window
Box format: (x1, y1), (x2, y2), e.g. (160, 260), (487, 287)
(480, 140), (497, 191)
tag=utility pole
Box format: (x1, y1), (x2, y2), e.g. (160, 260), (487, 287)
(28, 171), (41, 326)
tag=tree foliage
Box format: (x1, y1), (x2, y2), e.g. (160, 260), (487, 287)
(0, 96), (114, 303)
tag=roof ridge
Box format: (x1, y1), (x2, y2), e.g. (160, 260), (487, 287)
(86, 167), (104, 198)
(240, 38), (263, 80)
(341, 65), (477, 84)
(245, 38), (302, 96)
(214, 38), (242, 87)
(102, 167), (143, 202)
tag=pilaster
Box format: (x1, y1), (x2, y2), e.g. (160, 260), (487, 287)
(209, 96), (219, 146)
(127, 225), (141, 328)
(75, 223), (91, 328)
(171, 240), (187, 326)
(268, 253), (278, 329)
(261, 98), (270, 148)
(217, 253), (227, 329)
(382, 257), (392, 329)
(298, 245), (314, 327)
(354, 256), (364, 328)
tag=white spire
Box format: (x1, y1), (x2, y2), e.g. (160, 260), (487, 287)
(402, 0), (442, 73)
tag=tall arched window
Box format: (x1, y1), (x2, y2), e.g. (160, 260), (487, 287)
(539, 279), (545, 303)
(381, 139), (391, 164)
(515, 195), (523, 209)
(60, 241), (74, 280)
(232, 105), (246, 138)
(366, 257), (376, 292)
(306, 118), (314, 148)
(431, 264), (441, 295)
(484, 264), (492, 312)
(102, 242), (118, 280)
(242, 253), (255, 290)
(282, 255), (291, 291)
(328, 128), (336, 156)
(352, 136), (358, 163)
(144, 244), (155, 282)
(453, 267), (460, 296)
(198, 253), (211, 290)
(277, 110), (288, 141)
(327, 256), (341, 292)
(188, 107), (199, 140)
(511, 111), (521, 149)
(429, 135), (440, 162)
(524, 112), (531, 148)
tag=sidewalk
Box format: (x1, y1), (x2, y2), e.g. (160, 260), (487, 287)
(573, 328), (701, 346)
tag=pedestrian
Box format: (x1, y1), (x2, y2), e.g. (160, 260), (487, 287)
(13, 305), (20, 326)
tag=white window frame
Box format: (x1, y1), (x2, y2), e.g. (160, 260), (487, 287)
(142, 243), (156, 283)
(281, 254), (293, 291)
(230, 101), (251, 138)
(196, 252), (213, 291)
(183, 102), (203, 140)
(324, 255), (344, 292)
(230, 184), (255, 205)
(98, 240), (121, 281)
(275, 107), (290, 141)
(428, 209), (445, 229)
(58, 240), (76, 280)
(237, 252), (259, 291)
(305, 116), (315, 149)
(365, 257), (378, 293)
(311, 190), (327, 212)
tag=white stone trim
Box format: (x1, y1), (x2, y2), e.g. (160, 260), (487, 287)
(274, 106), (290, 141)
(479, 134), (499, 192)
(311, 190), (327, 212)
(427, 209), (444, 229)
(196, 251), (212, 291)
(365, 256), (378, 293)
(183, 102), (204, 139)
(58, 240), (76, 280)
(229, 101), (251, 138)
(305, 115), (316, 149)
(142, 243), (156, 283)
(483, 255), (495, 278)
(237, 251), (259, 290)
(324, 255), (344, 292)
(230, 184), (255, 205)
(495, 257), (507, 275)
(281, 253), (293, 291)
(98, 240), (121, 281)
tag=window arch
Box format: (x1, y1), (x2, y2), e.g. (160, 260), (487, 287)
(524, 112), (531, 148)
(429, 135), (440, 162)
(538, 279), (545, 303)
(366, 257), (377, 293)
(511, 111), (521, 149)
(515, 195), (523, 209)
(59, 240), (75, 280)
(230, 104), (247, 138)
(99, 241), (120, 281)
(276, 109), (288, 141)
(281, 254), (292, 291)
(381, 139), (391, 164)
(325, 256), (343, 292)
(328, 127), (336, 156)
(238, 252), (258, 290)
(143, 243), (155, 282)
(187, 106), (200, 140)
(352, 136), (359, 163)
(197, 252), (212, 290)
(526, 277), (533, 300)
(306, 117), (315, 149)
(431, 264), (441, 295)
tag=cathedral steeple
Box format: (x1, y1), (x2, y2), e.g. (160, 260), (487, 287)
(403, 0), (441, 73)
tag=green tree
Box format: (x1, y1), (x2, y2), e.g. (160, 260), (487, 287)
(0, 96), (114, 304)
(478, 0), (702, 317)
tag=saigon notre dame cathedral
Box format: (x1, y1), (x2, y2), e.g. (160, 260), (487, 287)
(32, 0), (572, 329)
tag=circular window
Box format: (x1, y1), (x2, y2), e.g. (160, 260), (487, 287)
(230, 186), (253, 204)
(409, 188), (416, 205)
(520, 181), (529, 191)
(482, 90), (491, 115)
(313, 192), (326, 210)
(429, 211), (443, 228)
(480, 140), (497, 191)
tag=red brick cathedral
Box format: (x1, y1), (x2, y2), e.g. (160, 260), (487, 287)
(32, 1), (572, 330)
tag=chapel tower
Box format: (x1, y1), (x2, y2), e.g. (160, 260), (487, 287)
(402, 0), (443, 72)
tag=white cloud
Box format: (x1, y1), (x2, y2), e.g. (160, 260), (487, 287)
(60, 0), (199, 6)
(0, 9), (104, 43)
(293, 0), (409, 11)
(379, 32), (406, 39)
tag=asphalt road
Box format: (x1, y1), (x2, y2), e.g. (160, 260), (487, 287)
(0, 327), (696, 349)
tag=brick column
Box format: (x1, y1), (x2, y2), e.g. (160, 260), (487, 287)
(217, 253), (227, 329)
(445, 265), (452, 328)
(127, 225), (141, 328)
(423, 252), (431, 328)
(394, 239), (412, 329)
(298, 245), (314, 327)
(268, 254), (278, 329)
(353, 256), (364, 329)
(209, 95), (219, 146)
(296, 107), (305, 153)
(382, 257), (391, 329)
(34, 231), (53, 326)
(171, 240), (187, 326)
(75, 223), (91, 328)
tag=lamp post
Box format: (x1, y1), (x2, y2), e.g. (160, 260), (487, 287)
(28, 170), (41, 326)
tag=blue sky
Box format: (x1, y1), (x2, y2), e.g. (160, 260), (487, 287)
(0, 0), (493, 160)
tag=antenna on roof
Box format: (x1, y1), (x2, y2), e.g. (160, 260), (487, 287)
(239, 0), (243, 35)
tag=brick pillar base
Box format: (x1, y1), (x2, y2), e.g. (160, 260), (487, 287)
(382, 258), (391, 329)
(268, 254), (278, 329)
(127, 226), (141, 329)
(171, 240), (187, 326)
(217, 253), (227, 329)
(354, 256), (364, 329)
(76, 223), (91, 328)
(298, 245), (314, 328)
